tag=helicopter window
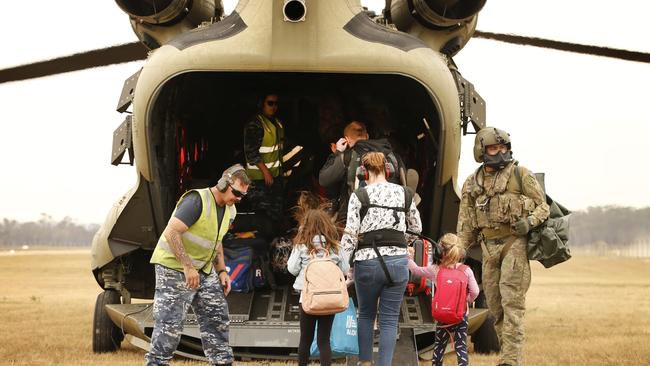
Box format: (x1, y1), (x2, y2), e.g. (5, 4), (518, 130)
(149, 72), (442, 234)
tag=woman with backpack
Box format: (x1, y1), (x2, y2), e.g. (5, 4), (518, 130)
(341, 152), (422, 366)
(407, 233), (479, 366)
(288, 193), (349, 366)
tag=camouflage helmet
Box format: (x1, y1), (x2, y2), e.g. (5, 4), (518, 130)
(473, 127), (512, 163)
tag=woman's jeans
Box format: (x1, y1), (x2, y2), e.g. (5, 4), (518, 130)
(354, 255), (408, 366)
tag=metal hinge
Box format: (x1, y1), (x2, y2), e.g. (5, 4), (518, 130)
(451, 69), (486, 135)
(111, 115), (134, 166)
(116, 69), (141, 113)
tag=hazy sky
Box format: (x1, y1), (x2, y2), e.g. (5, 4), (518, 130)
(1, 0), (649, 224)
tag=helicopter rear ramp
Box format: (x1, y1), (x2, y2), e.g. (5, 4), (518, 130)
(104, 286), (488, 363)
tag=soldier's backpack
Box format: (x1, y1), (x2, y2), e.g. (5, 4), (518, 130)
(348, 138), (406, 186)
(333, 139), (407, 216)
(513, 167), (572, 268)
(432, 265), (469, 325)
(301, 250), (349, 315)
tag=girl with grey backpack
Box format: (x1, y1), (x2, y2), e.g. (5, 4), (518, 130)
(288, 193), (349, 366)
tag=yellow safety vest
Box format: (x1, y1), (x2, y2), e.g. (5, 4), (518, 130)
(245, 115), (284, 180)
(150, 188), (236, 274)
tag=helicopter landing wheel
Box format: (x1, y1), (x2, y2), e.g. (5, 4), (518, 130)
(92, 290), (124, 353)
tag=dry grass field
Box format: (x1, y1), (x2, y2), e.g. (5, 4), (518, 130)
(1, 249), (649, 366)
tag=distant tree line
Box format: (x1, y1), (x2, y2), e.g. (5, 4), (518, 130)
(1, 206), (648, 248)
(0, 214), (99, 247)
(569, 206), (650, 247)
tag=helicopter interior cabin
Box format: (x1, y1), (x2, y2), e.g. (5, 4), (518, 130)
(150, 72), (441, 227)
(147, 72), (443, 311)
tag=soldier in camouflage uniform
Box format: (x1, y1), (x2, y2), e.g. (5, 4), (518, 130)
(145, 165), (251, 366)
(457, 128), (549, 366)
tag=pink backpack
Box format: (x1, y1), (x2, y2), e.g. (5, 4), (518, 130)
(301, 250), (349, 315)
(431, 265), (469, 324)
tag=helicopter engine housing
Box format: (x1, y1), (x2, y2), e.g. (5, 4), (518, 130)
(115, 0), (224, 49)
(389, 0), (486, 56)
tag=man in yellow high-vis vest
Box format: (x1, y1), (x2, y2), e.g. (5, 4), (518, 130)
(243, 93), (285, 229)
(145, 165), (250, 366)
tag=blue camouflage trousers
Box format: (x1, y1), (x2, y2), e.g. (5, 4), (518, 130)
(145, 265), (233, 366)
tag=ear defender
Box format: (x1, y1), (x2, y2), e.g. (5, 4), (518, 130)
(216, 176), (229, 192)
(356, 165), (369, 181)
(384, 162), (394, 179)
(217, 164), (246, 192)
(355, 162), (395, 181)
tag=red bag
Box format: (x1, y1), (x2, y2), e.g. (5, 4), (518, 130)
(407, 238), (431, 295)
(431, 265), (469, 324)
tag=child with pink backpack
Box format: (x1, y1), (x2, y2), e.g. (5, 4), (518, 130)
(287, 193), (349, 366)
(407, 233), (479, 366)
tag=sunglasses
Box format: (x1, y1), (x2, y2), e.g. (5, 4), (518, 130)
(265, 100), (278, 107)
(229, 184), (247, 198)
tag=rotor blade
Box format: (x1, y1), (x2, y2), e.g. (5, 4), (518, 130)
(0, 42), (148, 84)
(474, 31), (650, 64)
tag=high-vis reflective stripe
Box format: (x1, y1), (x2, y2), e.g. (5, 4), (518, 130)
(156, 240), (208, 269)
(246, 161), (281, 170)
(150, 188), (236, 274)
(259, 145), (280, 153)
(203, 189), (212, 219)
(182, 231), (215, 250)
(245, 114), (284, 180)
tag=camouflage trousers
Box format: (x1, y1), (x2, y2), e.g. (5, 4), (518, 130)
(247, 178), (284, 222)
(481, 235), (531, 366)
(145, 265), (233, 366)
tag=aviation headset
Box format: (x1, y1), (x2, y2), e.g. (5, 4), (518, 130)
(356, 161), (395, 181)
(216, 164), (246, 192)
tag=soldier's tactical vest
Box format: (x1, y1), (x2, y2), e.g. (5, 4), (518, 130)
(464, 162), (536, 238)
(150, 188), (236, 274)
(245, 115), (284, 180)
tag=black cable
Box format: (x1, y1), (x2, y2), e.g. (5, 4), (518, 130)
(120, 303), (154, 338)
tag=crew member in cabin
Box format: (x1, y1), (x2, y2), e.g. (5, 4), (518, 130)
(243, 93), (286, 232)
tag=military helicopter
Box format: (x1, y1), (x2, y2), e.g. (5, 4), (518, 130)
(2, 0), (649, 364)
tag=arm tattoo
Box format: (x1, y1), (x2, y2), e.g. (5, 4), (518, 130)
(168, 230), (193, 269)
(213, 243), (226, 270)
